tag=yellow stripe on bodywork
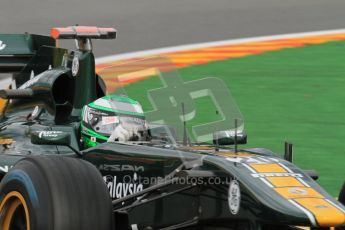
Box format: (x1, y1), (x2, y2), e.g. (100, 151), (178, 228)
(249, 163), (287, 173)
(295, 198), (345, 227)
(267, 176), (304, 187)
(248, 162), (345, 227)
(275, 187), (324, 199)
(0, 139), (14, 145)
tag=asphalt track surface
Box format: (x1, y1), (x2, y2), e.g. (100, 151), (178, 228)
(1, 0), (345, 57)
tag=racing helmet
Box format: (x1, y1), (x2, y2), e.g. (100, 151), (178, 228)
(81, 95), (148, 148)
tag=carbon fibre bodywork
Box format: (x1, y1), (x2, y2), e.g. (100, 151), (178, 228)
(82, 142), (345, 229)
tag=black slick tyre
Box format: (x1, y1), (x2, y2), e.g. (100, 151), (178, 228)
(0, 155), (113, 230)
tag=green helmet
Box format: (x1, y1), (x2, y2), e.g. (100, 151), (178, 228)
(81, 95), (148, 148)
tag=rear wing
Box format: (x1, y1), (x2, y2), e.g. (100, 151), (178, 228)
(0, 34), (55, 73)
(50, 26), (116, 40)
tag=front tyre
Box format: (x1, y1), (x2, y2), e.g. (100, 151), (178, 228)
(0, 156), (113, 230)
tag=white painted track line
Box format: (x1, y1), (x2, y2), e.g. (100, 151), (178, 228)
(96, 28), (345, 64)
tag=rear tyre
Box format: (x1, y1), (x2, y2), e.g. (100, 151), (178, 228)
(0, 155), (113, 230)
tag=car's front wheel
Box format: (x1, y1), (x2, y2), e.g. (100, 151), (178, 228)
(0, 155), (113, 230)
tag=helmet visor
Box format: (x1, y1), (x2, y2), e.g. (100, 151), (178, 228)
(83, 106), (120, 136)
(83, 104), (147, 139)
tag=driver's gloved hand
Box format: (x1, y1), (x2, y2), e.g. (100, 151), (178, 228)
(107, 124), (140, 142)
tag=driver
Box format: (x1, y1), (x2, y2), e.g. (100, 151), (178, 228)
(81, 95), (149, 148)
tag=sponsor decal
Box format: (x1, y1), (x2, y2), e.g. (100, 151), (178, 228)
(0, 40), (6, 51)
(99, 164), (144, 172)
(0, 165), (12, 173)
(72, 56), (79, 76)
(102, 116), (119, 125)
(104, 173), (144, 199)
(226, 155), (279, 164)
(251, 173), (303, 178)
(315, 205), (328, 209)
(228, 180), (241, 215)
(288, 188), (308, 195)
(38, 131), (63, 138)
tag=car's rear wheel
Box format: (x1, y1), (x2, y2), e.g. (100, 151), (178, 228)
(0, 155), (113, 230)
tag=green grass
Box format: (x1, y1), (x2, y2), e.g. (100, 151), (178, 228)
(123, 41), (345, 196)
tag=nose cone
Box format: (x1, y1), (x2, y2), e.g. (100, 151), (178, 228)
(292, 198), (345, 227)
(213, 153), (345, 227)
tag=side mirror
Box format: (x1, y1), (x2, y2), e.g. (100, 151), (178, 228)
(213, 130), (247, 145)
(31, 131), (81, 156)
(31, 131), (71, 146)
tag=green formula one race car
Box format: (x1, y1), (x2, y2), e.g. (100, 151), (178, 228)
(0, 26), (344, 230)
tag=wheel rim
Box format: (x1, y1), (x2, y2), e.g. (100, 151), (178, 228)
(0, 191), (30, 230)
